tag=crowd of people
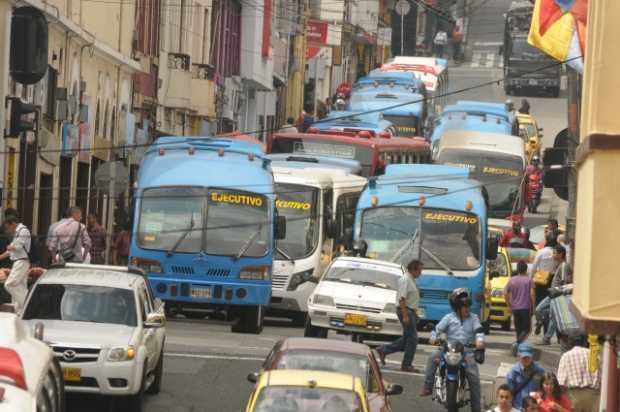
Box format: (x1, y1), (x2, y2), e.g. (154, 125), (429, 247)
(0, 206), (132, 312)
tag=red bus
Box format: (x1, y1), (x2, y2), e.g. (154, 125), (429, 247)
(267, 129), (431, 177)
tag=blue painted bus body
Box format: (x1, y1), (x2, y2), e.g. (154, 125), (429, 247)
(312, 111), (394, 134)
(130, 137), (276, 310)
(354, 164), (488, 326)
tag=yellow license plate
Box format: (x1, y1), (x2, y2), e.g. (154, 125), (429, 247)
(63, 367), (81, 382)
(344, 313), (368, 326)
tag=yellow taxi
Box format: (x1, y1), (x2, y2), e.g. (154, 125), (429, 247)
(245, 369), (370, 412)
(516, 113), (543, 159)
(484, 247), (512, 331)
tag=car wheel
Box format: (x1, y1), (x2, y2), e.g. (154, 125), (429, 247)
(290, 312), (307, 327)
(303, 318), (327, 338)
(501, 317), (511, 331)
(126, 363), (146, 412)
(146, 350), (164, 395)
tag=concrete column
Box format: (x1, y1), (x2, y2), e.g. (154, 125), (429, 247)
(0, 0), (12, 216)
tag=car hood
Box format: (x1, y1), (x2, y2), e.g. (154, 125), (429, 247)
(24, 320), (136, 347)
(316, 281), (396, 308)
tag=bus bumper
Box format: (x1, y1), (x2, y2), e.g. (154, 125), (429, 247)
(147, 277), (271, 306)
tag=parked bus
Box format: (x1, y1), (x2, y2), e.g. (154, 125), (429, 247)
(353, 164), (497, 328)
(435, 131), (527, 218)
(130, 137), (285, 334)
(268, 130), (431, 177)
(270, 165), (367, 324)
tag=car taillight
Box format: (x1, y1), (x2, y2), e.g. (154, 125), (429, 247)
(0, 348), (27, 390)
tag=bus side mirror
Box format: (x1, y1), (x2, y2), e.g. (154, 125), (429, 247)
(353, 239), (368, 257)
(487, 236), (498, 260)
(275, 216), (286, 240)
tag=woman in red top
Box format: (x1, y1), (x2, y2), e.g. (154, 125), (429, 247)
(536, 372), (573, 412)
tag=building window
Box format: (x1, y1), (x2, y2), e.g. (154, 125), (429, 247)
(211, 0), (241, 78)
(95, 99), (101, 136)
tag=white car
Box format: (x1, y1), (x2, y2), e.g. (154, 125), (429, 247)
(305, 257), (405, 339)
(21, 263), (166, 412)
(0, 312), (65, 412)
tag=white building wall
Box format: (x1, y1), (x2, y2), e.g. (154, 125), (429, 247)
(240, 3), (274, 90)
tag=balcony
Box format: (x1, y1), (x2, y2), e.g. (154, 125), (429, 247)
(190, 64), (216, 117)
(161, 52), (191, 108)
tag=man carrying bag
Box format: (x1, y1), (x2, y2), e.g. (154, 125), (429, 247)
(49, 206), (91, 263)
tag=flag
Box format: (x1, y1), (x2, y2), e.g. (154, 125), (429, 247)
(528, 0), (588, 73)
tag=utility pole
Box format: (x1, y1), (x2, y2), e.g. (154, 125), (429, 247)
(0, 1), (11, 217)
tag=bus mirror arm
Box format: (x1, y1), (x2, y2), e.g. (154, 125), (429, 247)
(487, 236), (499, 260)
(275, 216), (287, 240)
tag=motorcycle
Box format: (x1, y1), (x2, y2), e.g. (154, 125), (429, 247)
(432, 335), (485, 412)
(526, 172), (542, 213)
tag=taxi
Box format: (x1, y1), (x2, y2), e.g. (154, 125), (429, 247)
(516, 113), (542, 159)
(245, 369), (370, 412)
(484, 247), (512, 331)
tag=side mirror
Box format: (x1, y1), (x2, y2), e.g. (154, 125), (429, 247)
(247, 372), (259, 383)
(144, 312), (166, 328)
(275, 215), (286, 240)
(353, 239), (368, 257)
(487, 236), (498, 260)
(386, 383), (403, 396)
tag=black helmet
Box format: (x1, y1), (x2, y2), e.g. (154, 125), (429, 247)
(449, 288), (472, 312)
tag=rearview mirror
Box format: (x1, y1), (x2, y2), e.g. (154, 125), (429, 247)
(275, 215), (286, 240)
(247, 372), (259, 383)
(386, 383), (403, 396)
(487, 236), (498, 260)
(144, 312), (166, 328)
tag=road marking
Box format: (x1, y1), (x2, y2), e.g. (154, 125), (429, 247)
(165, 352), (265, 361)
(474, 41), (503, 47)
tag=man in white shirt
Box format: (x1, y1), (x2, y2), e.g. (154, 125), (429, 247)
(0, 216), (31, 312)
(434, 30), (448, 58)
(487, 384), (520, 412)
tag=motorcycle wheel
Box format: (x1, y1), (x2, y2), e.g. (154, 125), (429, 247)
(446, 380), (459, 412)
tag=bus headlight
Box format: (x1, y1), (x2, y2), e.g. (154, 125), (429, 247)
(130, 257), (162, 274)
(287, 269), (315, 291)
(239, 266), (270, 280)
(312, 294), (335, 307)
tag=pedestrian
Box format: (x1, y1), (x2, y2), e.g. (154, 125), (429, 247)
(519, 99), (531, 114)
(48, 206), (91, 263)
(433, 29), (448, 58)
(278, 117), (298, 134)
(537, 219), (560, 249)
(556, 334), (600, 412)
(452, 25), (464, 62)
(0, 215), (31, 313)
(376, 259), (423, 372)
(533, 372), (573, 412)
(531, 235), (559, 306)
(506, 99), (515, 113)
(112, 224), (131, 266)
(506, 342), (545, 409)
(522, 396), (540, 412)
(505, 260), (535, 348)
(86, 214), (107, 264)
(487, 384), (520, 412)
(296, 105), (315, 133)
(0, 208), (19, 270)
(324, 97), (333, 113)
(535, 245), (572, 344)
(557, 234), (572, 264)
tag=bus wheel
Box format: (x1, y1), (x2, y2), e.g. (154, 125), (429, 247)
(232, 305), (264, 334)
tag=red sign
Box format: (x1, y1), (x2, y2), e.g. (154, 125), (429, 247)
(306, 20), (328, 45)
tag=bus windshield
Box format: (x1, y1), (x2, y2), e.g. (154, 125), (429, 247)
(438, 149), (524, 212)
(271, 137), (375, 176)
(360, 207), (481, 272)
(275, 183), (319, 259)
(137, 187), (269, 257)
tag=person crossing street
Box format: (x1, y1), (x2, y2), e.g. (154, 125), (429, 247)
(0, 215), (31, 313)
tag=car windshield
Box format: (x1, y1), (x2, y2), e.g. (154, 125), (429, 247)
(523, 124), (537, 138)
(438, 149), (524, 212)
(324, 264), (401, 290)
(275, 351), (369, 388)
(138, 187), (203, 253)
(206, 189), (269, 257)
(254, 386), (362, 412)
(275, 183), (319, 259)
(507, 248), (536, 264)
(360, 207), (481, 272)
(23, 284), (137, 327)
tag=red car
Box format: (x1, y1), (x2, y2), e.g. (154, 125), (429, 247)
(248, 337), (403, 412)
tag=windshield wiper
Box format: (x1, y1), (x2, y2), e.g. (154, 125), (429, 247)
(390, 229), (419, 263)
(167, 216), (195, 257)
(233, 225), (263, 261)
(275, 245), (295, 264)
(420, 246), (455, 276)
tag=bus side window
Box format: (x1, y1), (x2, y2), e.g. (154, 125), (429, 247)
(336, 193), (360, 249)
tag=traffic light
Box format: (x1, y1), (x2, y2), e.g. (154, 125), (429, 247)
(5, 97), (38, 138)
(542, 128), (569, 201)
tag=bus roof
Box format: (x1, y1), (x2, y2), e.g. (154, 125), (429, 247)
(273, 166), (366, 189)
(446, 102), (512, 122)
(508, 1), (532, 13)
(384, 163), (470, 179)
(312, 111), (393, 133)
(138, 136), (273, 194)
(267, 154), (363, 174)
(349, 90), (423, 117)
(438, 130), (526, 159)
(366, 69), (419, 82)
(217, 131), (266, 151)
(272, 131), (430, 151)
(359, 164), (486, 216)
(431, 112), (513, 143)
(386, 56), (448, 74)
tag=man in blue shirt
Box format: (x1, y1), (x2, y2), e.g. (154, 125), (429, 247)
(420, 288), (485, 412)
(506, 342), (545, 408)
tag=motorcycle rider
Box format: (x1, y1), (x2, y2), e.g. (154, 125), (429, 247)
(420, 288), (485, 412)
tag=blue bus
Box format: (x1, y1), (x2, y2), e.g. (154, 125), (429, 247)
(311, 111), (395, 135)
(130, 137), (285, 334)
(353, 164), (497, 328)
(349, 88), (426, 138)
(356, 69), (425, 93)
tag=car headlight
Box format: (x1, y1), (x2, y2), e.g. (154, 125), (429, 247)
(107, 346), (136, 362)
(383, 303), (397, 314)
(445, 352), (462, 367)
(491, 288), (505, 298)
(287, 269), (315, 291)
(240, 266), (270, 280)
(312, 294), (335, 306)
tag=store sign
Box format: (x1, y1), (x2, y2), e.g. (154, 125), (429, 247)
(306, 20), (328, 45)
